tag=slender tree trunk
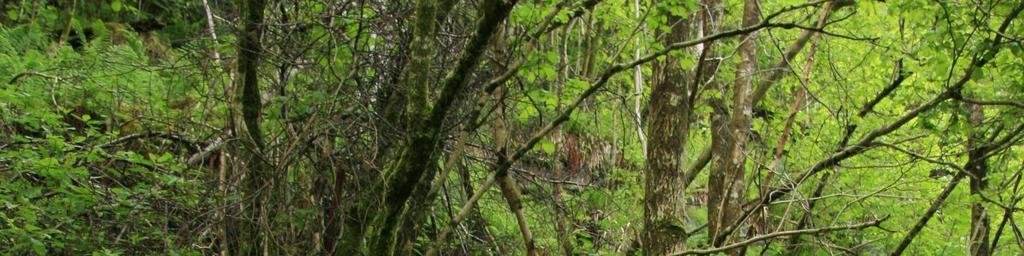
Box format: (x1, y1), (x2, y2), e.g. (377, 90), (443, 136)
(707, 96), (733, 245)
(237, 0), (268, 254)
(321, 149), (345, 255)
(218, 151), (233, 256)
(632, 0), (647, 157)
(392, 0), (462, 245)
(497, 174), (537, 255)
(491, 85), (538, 255)
(682, 3), (845, 185)
(553, 24), (576, 256)
(552, 174), (574, 256)
(761, 2), (828, 197)
(367, 0), (440, 246)
(778, 4), (831, 252)
(707, 0), (758, 253)
(200, 1), (236, 250)
(966, 102), (991, 256)
(369, 0), (516, 254)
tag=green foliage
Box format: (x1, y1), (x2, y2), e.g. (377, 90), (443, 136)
(0, 8), (205, 253)
(1, 0), (1023, 255)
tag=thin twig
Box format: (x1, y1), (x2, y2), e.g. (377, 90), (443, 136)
(670, 217), (888, 255)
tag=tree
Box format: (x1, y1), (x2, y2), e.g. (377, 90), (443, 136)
(706, 0), (757, 253)
(2, 1), (1024, 255)
(236, 0), (269, 253)
(642, 1), (696, 254)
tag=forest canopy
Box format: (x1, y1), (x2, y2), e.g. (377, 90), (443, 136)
(1, 0), (1023, 255)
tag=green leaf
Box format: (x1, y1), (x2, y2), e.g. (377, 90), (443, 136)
(540, 65), (556, 80)
(111, 0), (123, 12)
(31, 238), (46, 255)
(538, 139), (555, 154)
(157, 152), (173, 163)
(971, 68), (985, 80)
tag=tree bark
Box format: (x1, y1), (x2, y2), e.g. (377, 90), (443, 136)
(762, 1), (832, 203)
(642, 1), (696, 254)
(237, 0), (268, 254)
(553, 24), (576, 256)
(707, 0), (758, 253)
(966, 102), (991, 256)
(368, 0), (517, 254)
(321, 150), (345, 255)
(682, 3), (845, 188)
(497, 173), (538, 255)
(367, 0), (439, 243)
(492, 84), (538, 256)
(778, 3), (832, 252)
(632, 0), (647, 157)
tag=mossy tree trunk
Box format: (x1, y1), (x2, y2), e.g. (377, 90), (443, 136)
(236, 0), (268, 254)
(367, 0), (517, 254)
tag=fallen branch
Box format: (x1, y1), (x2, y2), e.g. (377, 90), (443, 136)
(97, 131), (196, 149)
(187, 136), (231, 167)
(8, 71), (65, 85)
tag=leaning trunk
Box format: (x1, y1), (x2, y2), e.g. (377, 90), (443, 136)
(367, 0), (515, 254)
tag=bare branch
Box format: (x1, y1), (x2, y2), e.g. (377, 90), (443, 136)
(670, 217), (888, 256)
(956, 97), (1024, 109)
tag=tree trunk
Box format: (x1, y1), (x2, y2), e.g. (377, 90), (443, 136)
(492, 82), (538, 256)
(553, 24), (576, 256)
(631, 0), (647, 157)
(779, 3), (833, 251)
(321, 150), (345, 255)
(707, 0), (758, 254)
(368, 0), (516, 254)
(237, 0), (268, 254)
(682, 3), (845, 186)
(368, 0), (441, 249)
(642, 2), (696, 254)
(966, 102), (990, 256)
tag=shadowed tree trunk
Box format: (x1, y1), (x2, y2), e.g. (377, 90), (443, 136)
(368, 0), (517, 254)
(236, 0), (268, 254)
(363, 0), (439, 248)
